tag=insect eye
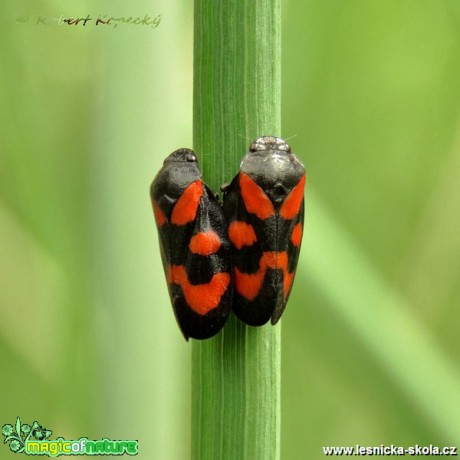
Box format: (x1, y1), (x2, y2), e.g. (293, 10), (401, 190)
(186, 153), (196, 162)
(250, 143), (260, 152)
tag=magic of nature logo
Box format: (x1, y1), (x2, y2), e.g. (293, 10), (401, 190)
(2, 418), (138, 456)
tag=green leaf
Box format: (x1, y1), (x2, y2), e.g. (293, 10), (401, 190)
(4, 435), (18, 443)
(15, 417), (22, 441)
(192, 1), (281, 459)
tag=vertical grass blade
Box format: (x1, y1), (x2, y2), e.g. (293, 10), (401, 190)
(192, 1), (281, 459)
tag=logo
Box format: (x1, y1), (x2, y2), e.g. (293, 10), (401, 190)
(2, 418), (138, 456)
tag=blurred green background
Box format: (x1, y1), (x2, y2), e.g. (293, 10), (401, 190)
(1, 0), (460, 458)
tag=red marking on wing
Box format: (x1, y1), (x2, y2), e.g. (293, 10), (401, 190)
(152, 199), (167, 226)
(171, 180), (203, 225)
(263, 251), (288, 270)
(280, 175), (306, 220)
(169, 265), (230, 315)
(189, 230), (221, 256)
(291, 222), (303, 247)
(228, 221), (257, 249)
(235, 251), (296, 301)
(239, 173), (275, 219)
(234, 267), (265, 301)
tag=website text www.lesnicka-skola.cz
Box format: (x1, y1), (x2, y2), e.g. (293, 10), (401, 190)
(323, 444), (458, 456)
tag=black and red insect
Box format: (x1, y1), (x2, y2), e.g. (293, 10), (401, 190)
(150, 149), (232, 340)
(222, 136), (306, 326)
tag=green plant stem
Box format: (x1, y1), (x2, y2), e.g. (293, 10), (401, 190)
(192, 1), (281, 459)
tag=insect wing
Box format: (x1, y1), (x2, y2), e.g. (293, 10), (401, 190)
(151, 149), (232, 340)
(223, 137), (306, 326)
